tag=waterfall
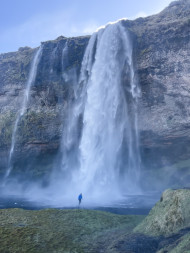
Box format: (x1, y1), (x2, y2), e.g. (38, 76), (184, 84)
(55, 20), (141, 201)
(77, 21), (141, 195)
(56, 41), (82, 181)
(4, 46), (43, 180)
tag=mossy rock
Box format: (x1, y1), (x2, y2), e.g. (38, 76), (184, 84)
(0, 111), (17, 147)
(134, 189), (190, 236)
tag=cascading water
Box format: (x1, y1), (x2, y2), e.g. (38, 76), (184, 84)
(77, 21), (141, 196)
(4, 46), (43, 180)
(51, 20), (141, 203)
(59, 41), (80, 175)
(1, 20), (142, 207)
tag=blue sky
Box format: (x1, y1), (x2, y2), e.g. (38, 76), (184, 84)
(0, 0), (173, 53)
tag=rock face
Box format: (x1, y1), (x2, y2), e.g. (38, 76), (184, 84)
(134, 188), (190, 236)
(0, 0), (190, 188)
(0, 36), (89, 181)
(128, 0), (190, 190)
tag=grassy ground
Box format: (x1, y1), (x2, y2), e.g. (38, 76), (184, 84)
(0, 208), (145, 253)
(1, 206), (190, 252)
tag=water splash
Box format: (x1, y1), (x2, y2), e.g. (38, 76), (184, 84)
(53, 21), (141, 202)
(56, 41), (82, 179)
(76, 22), (141, 196)
(4, 46), (43, 180)
(1, 21), (142, 206)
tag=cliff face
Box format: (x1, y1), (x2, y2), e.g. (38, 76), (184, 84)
(130, 0), (190, 189)
(0, 36), (89, 181)
(0, 0), (190, 189)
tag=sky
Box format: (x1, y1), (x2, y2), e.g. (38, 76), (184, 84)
(0, 0), (173, 53)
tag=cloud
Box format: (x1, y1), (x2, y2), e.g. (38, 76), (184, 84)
(81, 24), (99, 34)
(0, 10), (73, 52)
(70, 22), (99, 36)
(0, 8), (99, 53)
(0, 0), (174, 53)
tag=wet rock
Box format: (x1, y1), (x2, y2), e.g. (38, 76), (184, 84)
(0, 1), (190, 186)
(0, 36), (89, 179)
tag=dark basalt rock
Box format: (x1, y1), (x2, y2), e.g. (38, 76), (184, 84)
(0, 36), (89, 181)
(112, 227), (190, 253)
(124, 0), (190, 190)
(0, 1), (190, 188)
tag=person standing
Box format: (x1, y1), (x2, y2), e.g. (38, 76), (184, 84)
(78, 193), (82, 206)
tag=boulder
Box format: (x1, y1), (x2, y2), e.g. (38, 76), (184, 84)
(134, 188), (190, 236)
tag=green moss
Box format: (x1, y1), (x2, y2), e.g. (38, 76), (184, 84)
(0, 48), (34, 85)
(0, 109), (60, 147)
(134, 189), (190, 236)
(0, 111), (17, 147)
(169, 233), (190, 253)
(156, 233), (190, 253)
(16, 109), (59, 144)
(0, 208), (145, 253)
(140, 47), (151, 55)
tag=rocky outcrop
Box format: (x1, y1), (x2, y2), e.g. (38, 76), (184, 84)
(0, 0), (190, 188)
(134, 188), (190, 236)
(112, 188), (190, 253)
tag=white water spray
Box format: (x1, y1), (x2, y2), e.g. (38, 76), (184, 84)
(5, 46), (43, 180)
(52, 21), (141, 203)
(1, 21), (142, 206)
(77, 22), (141, 196)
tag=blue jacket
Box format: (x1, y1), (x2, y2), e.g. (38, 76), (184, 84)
(78, 194), (82, 201)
